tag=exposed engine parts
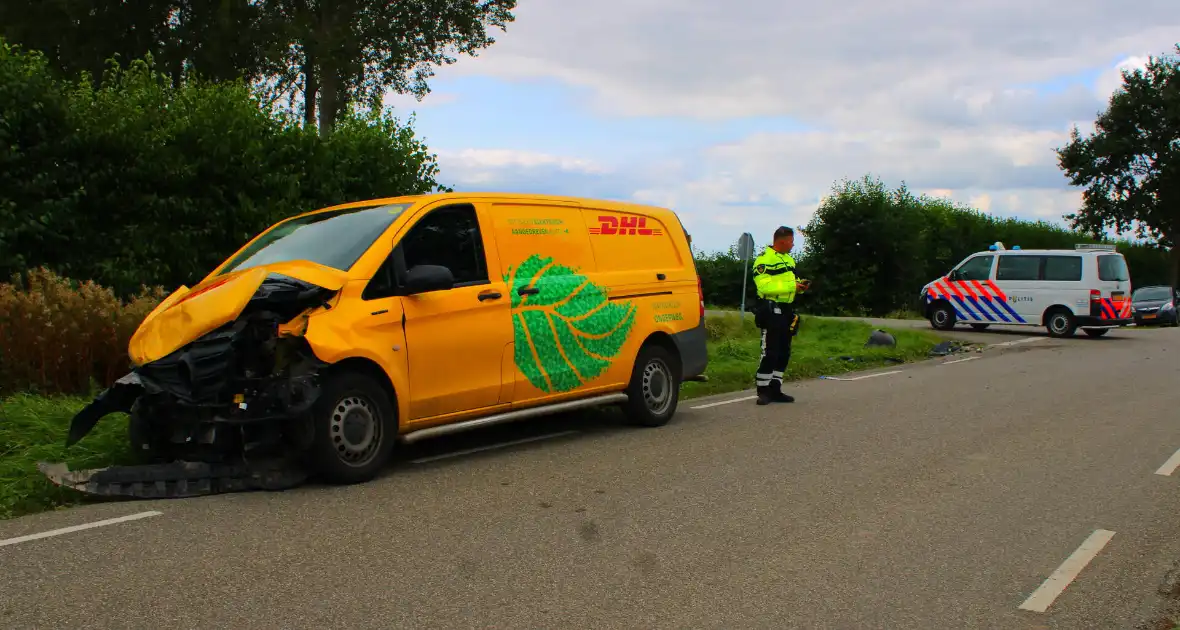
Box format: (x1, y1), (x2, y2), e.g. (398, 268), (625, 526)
(42, 273), (337, 499)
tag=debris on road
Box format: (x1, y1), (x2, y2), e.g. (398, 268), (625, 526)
(864, 330), (896, 348)
(928, 340), (980, 357)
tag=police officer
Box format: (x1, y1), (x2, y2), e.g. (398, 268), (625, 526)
(751, 226), (810, 405)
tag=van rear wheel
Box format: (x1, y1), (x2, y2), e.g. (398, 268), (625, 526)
(1045, 309), (1077, 338)
(623, 344), (681, 427)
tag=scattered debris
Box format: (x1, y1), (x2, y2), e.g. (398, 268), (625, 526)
(864, 330), (896, 348)
(928, 340), (980, 357)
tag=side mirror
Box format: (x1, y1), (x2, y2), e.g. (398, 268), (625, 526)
(948, 269), (960, 281)
(404, 264), (454, 294)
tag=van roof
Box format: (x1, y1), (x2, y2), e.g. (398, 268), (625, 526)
(293, 192), (680, 222)
(976, 248), (1123, 256)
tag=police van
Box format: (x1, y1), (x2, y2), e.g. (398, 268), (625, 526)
(920, 243), (1133, 338)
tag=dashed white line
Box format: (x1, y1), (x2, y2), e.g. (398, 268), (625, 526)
(0, 511), (163, 549)
(1154, 448), (1180, 476)
(942, 356), (981, 365)
(989, 337), (1045, 348)
(1018, 529), (1116, 613)
(819, 370), (903, 382)
(691, 396), (757, 410)
(410, 430), (579, 464)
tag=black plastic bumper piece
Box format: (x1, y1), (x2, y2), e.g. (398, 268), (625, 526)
(1077, 317), (1133, 327)
(38, 459), (308, 499)
(672, 319), (709, 381)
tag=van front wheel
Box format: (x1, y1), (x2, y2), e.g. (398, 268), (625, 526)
(930, 303), (956, 331)
(624, 344), (681, 427)
(305, 369), (397, 485)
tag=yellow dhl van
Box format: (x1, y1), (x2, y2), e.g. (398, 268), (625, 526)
(49, 192), (709, 497)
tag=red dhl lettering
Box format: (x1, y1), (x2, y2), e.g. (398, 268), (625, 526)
(588, 215), (664, 236)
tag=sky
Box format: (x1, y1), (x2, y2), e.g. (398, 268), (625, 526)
(383, 1), (1179, 255)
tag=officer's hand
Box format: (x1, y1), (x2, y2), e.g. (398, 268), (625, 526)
(796, 278), (811, 292)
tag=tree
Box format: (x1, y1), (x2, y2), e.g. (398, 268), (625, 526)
(1056, 45), (1180, 288)
(261, 0), (516, 135)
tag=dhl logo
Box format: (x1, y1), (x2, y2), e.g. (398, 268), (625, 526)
(588, 215), (664, 236)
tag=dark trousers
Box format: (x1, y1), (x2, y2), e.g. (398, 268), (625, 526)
(755, 301), (794, 395)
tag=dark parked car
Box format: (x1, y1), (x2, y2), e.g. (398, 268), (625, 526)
(1132, 285), (1179, 326)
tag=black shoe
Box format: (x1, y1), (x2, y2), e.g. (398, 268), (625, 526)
(756, 394), (772, 405)
(771, 391), (795, 403)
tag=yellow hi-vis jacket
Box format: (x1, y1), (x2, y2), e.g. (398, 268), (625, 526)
(752, 246), (798, 303)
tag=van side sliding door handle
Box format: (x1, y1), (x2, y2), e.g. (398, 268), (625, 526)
(478, 291), (503, 301)
(517, 287), (540, 296)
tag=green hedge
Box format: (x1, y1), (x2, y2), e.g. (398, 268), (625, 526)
(696, 176), (1170, 315)
(0, 39), (448, 297)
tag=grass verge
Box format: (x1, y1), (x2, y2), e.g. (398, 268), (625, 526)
(682, 312), (943, 399)
(0, 394), (136, 519)
(0, 316), (944, 520)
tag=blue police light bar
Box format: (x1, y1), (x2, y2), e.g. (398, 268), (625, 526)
(1012, 245), (1021, 250)
(988, 245), (997, 251)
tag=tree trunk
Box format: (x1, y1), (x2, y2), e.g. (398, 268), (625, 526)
(302, 47), (318, 129)
(319, 66), (338, 137)
(1170, 243), (1180, 292)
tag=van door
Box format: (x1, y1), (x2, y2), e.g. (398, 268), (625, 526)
(995, 254), (1041, 323)
(391, 202), (513, 421)
(1096, 254), (1132, 320)
(1042, 254), (1086, 316)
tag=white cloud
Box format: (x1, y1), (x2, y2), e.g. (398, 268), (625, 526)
(416, 1), (1178, 252)
(1094, 55), (1152, 98)
(443, 0), (1178, 126)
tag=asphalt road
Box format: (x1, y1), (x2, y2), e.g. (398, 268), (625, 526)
(3, 325), (1180, 629)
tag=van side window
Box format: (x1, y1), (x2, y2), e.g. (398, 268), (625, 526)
(1042, 255), (1082, 281)
(996, 255), (1040, 281)
(955, 255), (993, 281)
(401, 204), (489, 286)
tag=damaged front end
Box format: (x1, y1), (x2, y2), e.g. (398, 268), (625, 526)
(41, 271), (339, 499)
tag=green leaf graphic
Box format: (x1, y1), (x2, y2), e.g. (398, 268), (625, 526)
(508, 254), (636, 393)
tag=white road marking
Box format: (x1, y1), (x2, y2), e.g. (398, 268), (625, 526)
(1018, 529), (1116, 613)
(819, 370), (903, 382)
(0, 511), (163, 549)
(942, 356), (980, 365)
(691, 396), (757, 410)
(989, 337), (1045, 348)
(410, 430), (579, 464)
(1154, 448), (1180, 476)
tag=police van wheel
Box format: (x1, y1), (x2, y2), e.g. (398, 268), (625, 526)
(305, 369), (397, 485)
(969, 323), (990, 331)
(623, 344), (681, 428)
(930, 303), (956, 331)
(1045, 309), (1077, 338)
(1082, 327), (1109, 338)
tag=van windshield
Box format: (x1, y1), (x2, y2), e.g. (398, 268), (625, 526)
(1097, 254), (1129, 282)
(219, 203), (411, 275)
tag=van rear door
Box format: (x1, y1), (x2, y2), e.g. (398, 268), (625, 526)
(1095, 253), (1132, 320)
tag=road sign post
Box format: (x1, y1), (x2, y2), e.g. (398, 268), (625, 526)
(737, 232), (755, 316)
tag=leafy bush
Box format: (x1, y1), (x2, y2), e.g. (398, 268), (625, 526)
(0, 39), (449, 298)
(0, 268), (164, 396)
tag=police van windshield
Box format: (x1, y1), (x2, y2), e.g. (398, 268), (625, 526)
(218, 203), (411, 275)
(1097, 254), (1129, 282)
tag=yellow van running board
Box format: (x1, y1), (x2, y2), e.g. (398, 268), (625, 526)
(399, 393), (630, 444)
